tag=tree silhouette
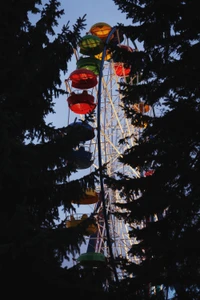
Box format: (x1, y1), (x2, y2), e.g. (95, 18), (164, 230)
(107, 0), (200, 299)
(0, 0), (102, 297)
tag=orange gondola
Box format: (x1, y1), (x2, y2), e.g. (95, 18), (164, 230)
(69, 69), (98, 89)
(72, 189), (99, 205)
(67, 91), (96, 114)
(133, 101), (151, 114)
(89, 22), (113, 41)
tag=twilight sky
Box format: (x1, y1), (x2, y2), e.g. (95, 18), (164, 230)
(46, 0), (132, 128)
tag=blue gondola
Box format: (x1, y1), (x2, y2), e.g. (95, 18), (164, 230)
(68, 146), (93, 170)
(66, 121), (95, 142)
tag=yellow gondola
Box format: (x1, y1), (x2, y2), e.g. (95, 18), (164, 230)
(66, 214), (97, 236)
(72, 189), (99, 205)
(95, 49), (112, 61)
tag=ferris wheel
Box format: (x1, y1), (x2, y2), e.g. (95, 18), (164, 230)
(64, 22), (153, 280)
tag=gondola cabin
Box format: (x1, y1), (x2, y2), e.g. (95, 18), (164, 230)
(79, 34), (104, 56)
(66, 121), (95, 142)
(67, 146), (93, 170)
(67, 91), (96, 114)
(133, 101), (151, 114)
(144, 170), (154, 177)
(66, 214), (98, 236)
(95, 49), (112, 61)
(89, 22), (113, 41)
(72, 189), (99, 205)
(114, 62), (131, 77)
(76, 57), (101, 75)
(113, 45), (133, 77)
(77, 252), (106, 268)
(69, 69), (97, 89)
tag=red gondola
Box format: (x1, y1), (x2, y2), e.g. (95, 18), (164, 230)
(113, 45), (133, 77)
(67, 91), (96, 114)
(144, 170), (154, 177)
(114, 63), (131, 77)
(69, 69), (98, 89)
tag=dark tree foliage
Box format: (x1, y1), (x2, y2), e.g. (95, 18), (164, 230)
(108, 0), (200, 299)
(0, 0), (103, 297)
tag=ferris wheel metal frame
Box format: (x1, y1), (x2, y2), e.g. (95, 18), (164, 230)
(65, 24), (153, 281)
(93, 26), (140, 278)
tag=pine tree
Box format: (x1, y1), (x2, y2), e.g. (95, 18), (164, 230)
(0, 0), (101, 297)
(107, 0), (200, 299)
